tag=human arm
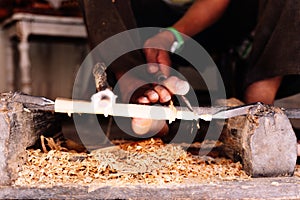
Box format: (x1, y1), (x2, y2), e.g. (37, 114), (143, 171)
(143, 0), (231, 74)
(134, 0), (230, 136)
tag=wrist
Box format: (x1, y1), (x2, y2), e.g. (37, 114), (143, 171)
(164, 27), (184, 53)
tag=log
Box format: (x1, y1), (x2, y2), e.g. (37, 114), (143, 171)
(219, 99), (298, 177)
(0, 92), (60, 185)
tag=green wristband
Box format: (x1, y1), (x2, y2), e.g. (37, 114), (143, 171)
(165, 27), (184, 53)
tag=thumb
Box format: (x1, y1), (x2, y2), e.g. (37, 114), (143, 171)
(132, 118), (168, 136)
(162, 76), (190, 95)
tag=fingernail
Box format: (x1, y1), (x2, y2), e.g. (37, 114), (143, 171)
(147, 90), (159, 101)
(176, 80), (190, 95)
(138, 96), (150, 104)
(161, 95), (171, 103)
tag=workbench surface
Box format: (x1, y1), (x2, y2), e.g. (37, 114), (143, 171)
(1, 177), (300, 199)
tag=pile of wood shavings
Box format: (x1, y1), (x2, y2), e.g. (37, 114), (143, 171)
(14, 138), (250, 187)
(90, 139), (185, 174)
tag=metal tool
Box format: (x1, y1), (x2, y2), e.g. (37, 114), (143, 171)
(210, 102), (300, 120)
(12, 93), (55, 106)
(281, 108), (300, 119)
(211, 102), (261, 119)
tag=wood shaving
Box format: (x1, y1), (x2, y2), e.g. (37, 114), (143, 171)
(91, 138), (185, 174)
(168, 100), (177, 123)
(40, 135), (69, 153)
(14, 138), (252, 187)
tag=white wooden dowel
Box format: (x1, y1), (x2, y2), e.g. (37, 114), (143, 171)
(54, 98), (200, 122)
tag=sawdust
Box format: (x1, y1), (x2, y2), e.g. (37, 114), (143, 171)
(91, 139), (185, 174)
(14, 137), (252, 187)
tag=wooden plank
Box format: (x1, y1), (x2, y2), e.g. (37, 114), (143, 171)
(0, 177), (300, 199)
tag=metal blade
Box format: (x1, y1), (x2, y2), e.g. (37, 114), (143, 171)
(11, 93), (55, 111)
(282, 108), (300, 119)
(180, 95), (194, 112)
(211, 103), (259, 119)
(209, 103), (300, 120)
(12, 93), (55, 106)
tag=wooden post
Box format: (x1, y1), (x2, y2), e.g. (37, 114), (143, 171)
(219, 102), (297, 177)
(0, 92), (60, 185)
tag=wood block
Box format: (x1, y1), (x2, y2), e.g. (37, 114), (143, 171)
(0, 92), (60, 185)
(220, 103), (297, 177)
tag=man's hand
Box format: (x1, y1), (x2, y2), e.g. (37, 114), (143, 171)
(130, 74), (190, 136)
(143, 30), (176, 77)
(130, 83), (172, 136)
(130, 28), (191, 136)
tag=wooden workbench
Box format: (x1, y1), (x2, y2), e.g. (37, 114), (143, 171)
(0, 177), (300, 199)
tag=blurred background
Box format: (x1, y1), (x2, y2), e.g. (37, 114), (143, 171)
(0, 0), (87, 99)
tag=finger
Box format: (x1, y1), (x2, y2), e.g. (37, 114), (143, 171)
(144, 48), (160, 74)
(154, 85), (172, 103)
(144, 49), (170, 77)
(132, 118), (168, 136)
(157, 52), (171, 77)
(137, 96), (151, 104)
(144, 90), (159, 103)
(147, 53), (171, 77)
(162, 76), (190, 95)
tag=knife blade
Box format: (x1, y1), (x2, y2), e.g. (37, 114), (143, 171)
(279, 108), (300, 119)
(210, 102), (260, 119)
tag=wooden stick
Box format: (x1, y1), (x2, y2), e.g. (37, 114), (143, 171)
(54, 98), (200, 122)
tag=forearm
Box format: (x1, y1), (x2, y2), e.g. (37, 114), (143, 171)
(172, 0), (231, 37)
